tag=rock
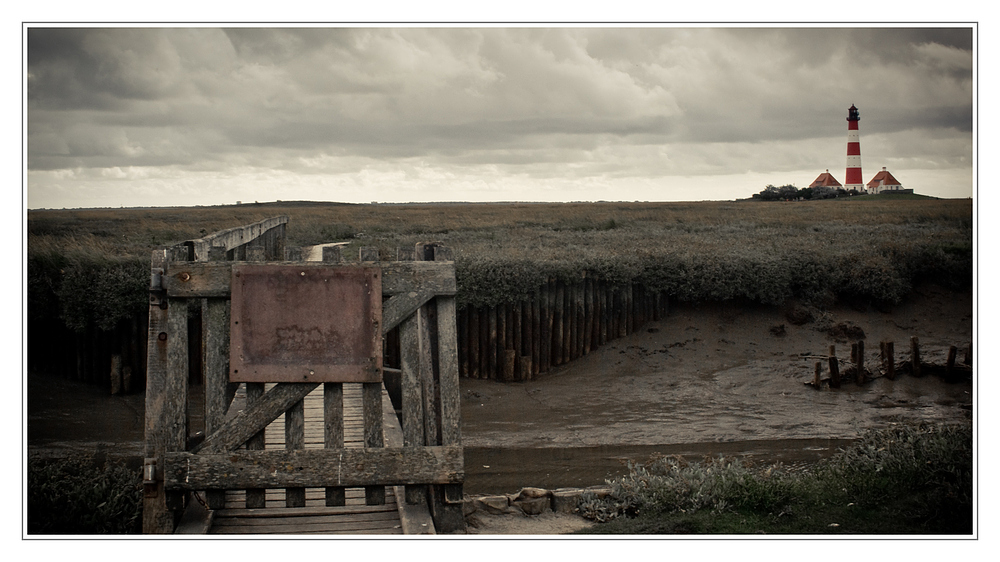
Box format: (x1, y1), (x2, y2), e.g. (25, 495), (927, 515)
(551, 489), (584, 513)
(825, 321), (866, 341)
(583, 485), (612, 499)
(513, 497), (550, 516)
(475, 495), (512, 515)
(462, 496), (478, 516)
(784, 305), (814, 326)
(513, 487), (551, 501)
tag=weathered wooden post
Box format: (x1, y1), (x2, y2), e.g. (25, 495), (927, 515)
(143, 246), (189, 533)
(202, 244), (231, 510)
(946, 345), (958, 380)
(540, 281), (552, 373)
(910, 336), (922, 377)
(856, 340), (865, 385)
(814, 361), (822, 388)
(885, 340), (895, 380)
(110, 354), (123, 395)
(531, 295), (540, 379)
(553, 281), (564, 366)
(828, 345), (841, 389)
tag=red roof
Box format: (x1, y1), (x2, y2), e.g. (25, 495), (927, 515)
(867, 168), (902, 188)
(809, 171), (842, 188)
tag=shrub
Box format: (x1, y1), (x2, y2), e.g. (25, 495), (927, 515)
(812, 421), (973, 513)
(579, 455), (798, 522)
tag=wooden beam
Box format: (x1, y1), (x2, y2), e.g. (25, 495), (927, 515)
(193, 383), (319, 454)
(382, 288), (438, 336)
(188, 216), (289, 261)
(163, 261), (456, 299)
(143, 248), (181, 534)
(163, 446), (464, 490)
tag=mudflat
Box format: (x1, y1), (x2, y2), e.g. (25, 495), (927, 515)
(461, 283), (972, 450)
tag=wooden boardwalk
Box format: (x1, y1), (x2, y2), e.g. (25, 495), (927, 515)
(199, 383), (433, 535)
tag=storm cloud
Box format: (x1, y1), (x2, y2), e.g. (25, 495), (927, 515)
(26, 26), (974, 208)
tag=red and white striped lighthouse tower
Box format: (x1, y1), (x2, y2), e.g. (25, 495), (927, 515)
(845, 104), (863, 192)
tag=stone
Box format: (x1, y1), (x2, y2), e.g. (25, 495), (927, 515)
(475, 495), (512, 515)
(513, 487), (551, 501)
(513, 496), (550, 516)
(551, 489), (584, 513)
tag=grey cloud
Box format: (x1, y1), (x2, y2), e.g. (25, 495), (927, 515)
(26, 26), (973, 195)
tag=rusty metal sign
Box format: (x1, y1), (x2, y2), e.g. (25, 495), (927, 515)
(229, 264), (382, 383)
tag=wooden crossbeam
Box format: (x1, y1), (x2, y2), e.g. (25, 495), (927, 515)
(163, 446), (464, 490)
(162, 261), (456, 299)
(193, 383), (319, 454)
(382, 288), (438, 336)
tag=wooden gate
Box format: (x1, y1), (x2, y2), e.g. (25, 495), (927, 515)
(142, 217), (465, 534)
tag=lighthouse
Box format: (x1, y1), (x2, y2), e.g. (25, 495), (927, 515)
(844, 104), (863, 192)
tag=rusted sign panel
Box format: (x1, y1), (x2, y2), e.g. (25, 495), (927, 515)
(230, 265), (382, 383)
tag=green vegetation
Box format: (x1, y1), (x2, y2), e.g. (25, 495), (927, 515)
(27, 198), (972, 332)
(575, 420), (973, 535)
(27, 457), (143, 534)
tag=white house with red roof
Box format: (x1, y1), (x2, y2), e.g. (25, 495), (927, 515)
(808, 169), (843, 189)
(866, 167), (909, 194)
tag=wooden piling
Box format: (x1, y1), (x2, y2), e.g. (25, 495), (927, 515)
(553, 282), (564, 366)
(814, 361), (822, 388)
(856, 340), (865, 385)
(561, 282), (571, 365)
(530, 296), (540, 379)
(886, 341), (895, 380)
(488, 306), (498, 379)
(468, 307), (480, 379)
(829, 345), (841, 389)
(910, 336), (922, 377)
(110, 354), (123, 395)
(497, 303), (508, 378)
(479, 305), (489, 379)
(946, 345), (958, 379)
(599, 281), (608, 346)
(503, 350), (516, 382)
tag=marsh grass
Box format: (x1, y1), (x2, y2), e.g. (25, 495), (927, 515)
(27, 198), (972, 328)
(576, 420), (973, 535)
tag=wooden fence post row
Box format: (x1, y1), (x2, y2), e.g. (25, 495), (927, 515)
(456, 278), (669, 381)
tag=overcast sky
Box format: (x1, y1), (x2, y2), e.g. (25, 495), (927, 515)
(25, 25), (975, 209)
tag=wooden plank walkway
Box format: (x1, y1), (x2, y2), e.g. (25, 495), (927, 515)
(202, 383), (432, 535)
